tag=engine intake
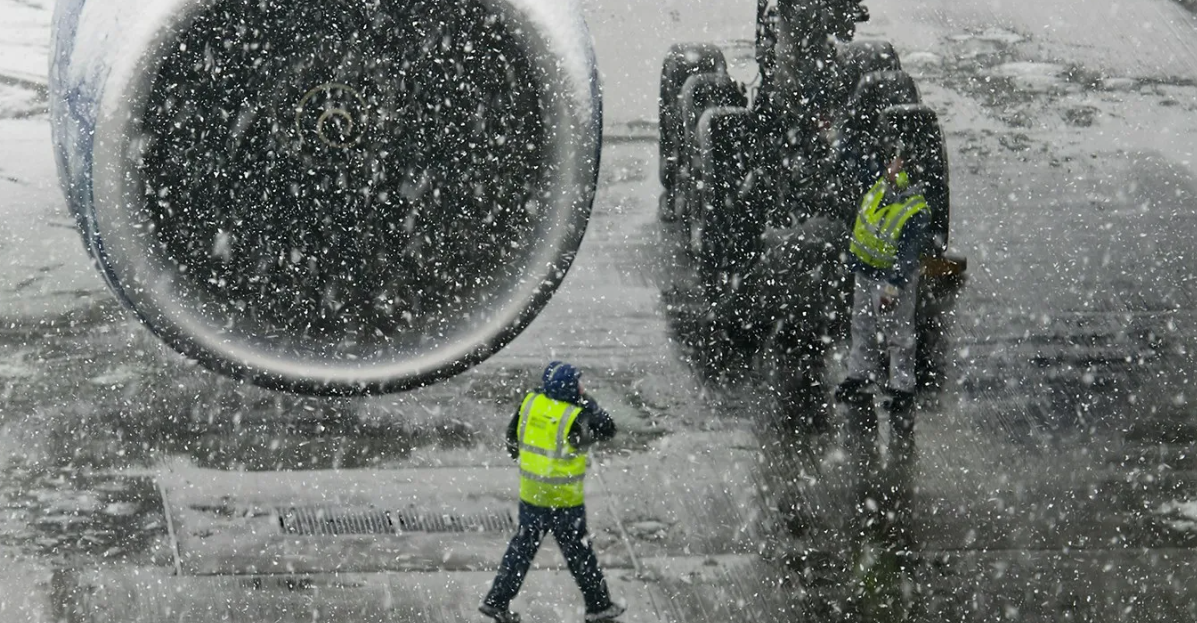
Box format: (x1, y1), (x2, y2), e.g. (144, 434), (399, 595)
(50, 0), (602, 395)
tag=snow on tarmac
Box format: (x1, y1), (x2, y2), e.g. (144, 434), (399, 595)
(0, 0), (51, 84)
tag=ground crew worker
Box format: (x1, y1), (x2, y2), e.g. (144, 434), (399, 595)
(834, 135), (931, 438)
(480, 361), (626, 623)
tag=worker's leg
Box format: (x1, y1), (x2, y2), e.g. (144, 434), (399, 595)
(484, 502), (549, 611)
(883, 270), (920, 477)
(843, 272), (883, 392)
(840, 272), (880, 445)
(549, 505), (614, 614)
(884, 270), (920, 398)
(842, 274), (887, 535)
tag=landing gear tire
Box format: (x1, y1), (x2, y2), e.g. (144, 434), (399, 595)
(658, 43), (728, 222)
(832, 69), (922, 214)
(878, 104), (951, 255)
(692, 105), (756, 295)
(834, 39), (902, 104)
(675, 72), (746, 233)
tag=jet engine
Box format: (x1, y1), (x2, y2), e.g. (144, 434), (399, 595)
(49, 0), (602, 395)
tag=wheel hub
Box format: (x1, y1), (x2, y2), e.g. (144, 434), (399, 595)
(295, 83), (367, 150)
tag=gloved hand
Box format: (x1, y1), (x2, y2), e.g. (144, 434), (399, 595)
(879, 283), (901, 313)
(572, 421), (596, 450)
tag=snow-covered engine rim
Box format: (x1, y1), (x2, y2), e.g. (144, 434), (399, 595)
(89, 0), (602, 395)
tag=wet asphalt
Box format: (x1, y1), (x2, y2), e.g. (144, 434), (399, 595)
(3, 0), (1197, 621)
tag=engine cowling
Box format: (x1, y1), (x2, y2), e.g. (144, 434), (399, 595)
(49, 0), (602, 395)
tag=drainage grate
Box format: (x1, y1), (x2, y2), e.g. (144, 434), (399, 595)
(392, 509), (516, 533)
(277, 507), (516, 536)
(279, 507), (394, 536)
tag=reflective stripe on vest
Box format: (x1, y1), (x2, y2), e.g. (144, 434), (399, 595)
(850, 178), (927, 270)
(517, 392), (586, 507)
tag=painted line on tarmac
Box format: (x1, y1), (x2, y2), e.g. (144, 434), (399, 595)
(156, 478), (183, 577)
(595, 468), (663, 620)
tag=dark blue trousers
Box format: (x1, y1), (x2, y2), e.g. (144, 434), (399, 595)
(484, 502), (612, 613)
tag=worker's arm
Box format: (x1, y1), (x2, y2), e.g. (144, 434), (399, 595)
(887, 207), (930, 290)
(876, 205), (929, 311)
(569, 395), (617, 449)
(859, 158), (886, 195)
(505, 406), (520, 460)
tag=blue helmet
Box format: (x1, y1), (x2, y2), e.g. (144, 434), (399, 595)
(541, 361), (582, 402)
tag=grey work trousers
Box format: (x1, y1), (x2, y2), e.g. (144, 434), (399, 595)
(846, 271), (919, 394)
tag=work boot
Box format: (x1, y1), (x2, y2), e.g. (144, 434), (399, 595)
(887, 390), (915, 417)
(586, 600), (627, 622)
(835, 377), (869, 406)
(842, 378), (877, 442)
(479, 602), (521, 623)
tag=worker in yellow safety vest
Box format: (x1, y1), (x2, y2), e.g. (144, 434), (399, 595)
(835, 132), (932, 440)
(481, 361), (626, 623)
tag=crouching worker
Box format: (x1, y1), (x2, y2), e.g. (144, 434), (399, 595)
(835, 134), (931, 447)
(480, 361), (627, 623)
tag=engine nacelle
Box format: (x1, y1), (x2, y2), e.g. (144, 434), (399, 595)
(49, 0), (602, 395)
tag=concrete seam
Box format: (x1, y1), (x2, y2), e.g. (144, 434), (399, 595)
(156, 479), (183, 577)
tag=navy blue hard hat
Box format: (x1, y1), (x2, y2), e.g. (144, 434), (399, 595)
(542, 361), (582, 402)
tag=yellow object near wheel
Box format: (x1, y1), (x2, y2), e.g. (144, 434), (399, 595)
(920, 254), (968, 279)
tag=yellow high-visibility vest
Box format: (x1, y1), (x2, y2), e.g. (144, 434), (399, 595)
(850, 175), (927, 270)
(517, 392), (587, 508)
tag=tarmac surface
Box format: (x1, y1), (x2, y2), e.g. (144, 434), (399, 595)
(3, 0), (1197, 622)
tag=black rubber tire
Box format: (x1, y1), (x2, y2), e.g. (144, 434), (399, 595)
(834, 40), (902, 106)
(659, 43), (727, 221)
(877, 104), (951, 256)
(675, 72), (747, 230)
(749, 216), (851, 430)
(692, 106), (756, 291)
(843, 70), (921, 135)
(832, 69), (922, 213)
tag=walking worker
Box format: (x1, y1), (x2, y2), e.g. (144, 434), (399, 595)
(834, 130), (931, 433)
(480, 361), (626, 623)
